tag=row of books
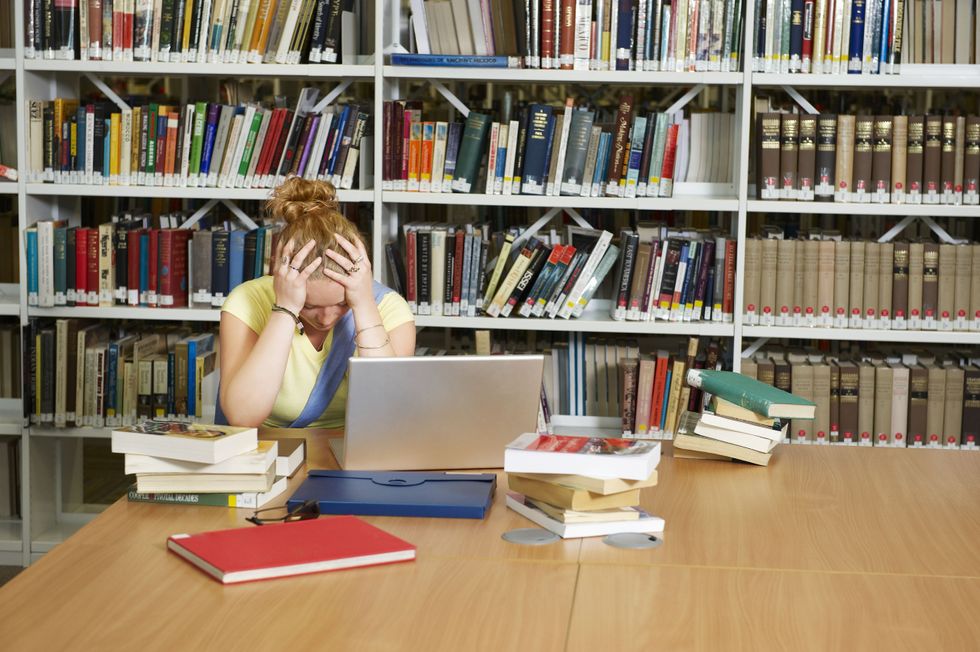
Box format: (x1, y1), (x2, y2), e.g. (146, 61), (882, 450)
(23, 321), (218, 428)
(610, 227), (737, 323)
(0, 325), (20, 400)
(742, 346), (980, 445)
(0, 213), (18, 284)
(0, 439), (20, 519)
(26, 91), (370, 190)
(753, 0), (979, 73)
(405, 0), (746, 71)
(392, 223), (620, 319)
(115, 422), (305, 508)
(24, 0), (366, 64)
(756, 113), (980, 205)
(743, 237), (980, 331)
(25, 216), (283, 309)
(382, 98), (734, 197)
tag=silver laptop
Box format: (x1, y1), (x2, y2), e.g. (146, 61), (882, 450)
(330, 355), (544, 470)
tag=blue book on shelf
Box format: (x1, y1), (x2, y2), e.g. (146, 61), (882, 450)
(76, 107), (86, 174)
(228, 230), (246, 293)
(103, 118), (111, 178)
(26, 229), (38, 304)
(848, 0), (866, 73)
(199, 103), (220, 178)
(520, 104), (554, 195)
(184, 333), (215, 418)
(389, 53), (512, 67)
(167, 350), (176, 416)
(139, 231), (150, 305)
(107, 341), (119, 418)
(288, 470), (497, 519)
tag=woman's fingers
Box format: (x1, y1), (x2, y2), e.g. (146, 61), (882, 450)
(300, 256), (323, 279)
(324, 248), (352, 272)
(333, 234), (361, 262)
(292, 239), (317, 268)
(322, 267), (352, 285)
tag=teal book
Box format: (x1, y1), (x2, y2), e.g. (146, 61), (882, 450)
(451, 112), (491, 193)
(686, 369), (816, 419)
(53, 225), (68, 305)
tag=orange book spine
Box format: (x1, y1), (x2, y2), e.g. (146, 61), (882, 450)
(420, 122), (435, 191)
(164, 112), (179, 180)
(407, 120), (423, 191)
(248, 0), (274, 55)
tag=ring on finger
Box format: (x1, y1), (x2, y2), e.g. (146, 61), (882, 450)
(289, 265), (301, 272)
(352, 255), (364, 264)
(282, 255), (290, 265)
(349, 265), (360, 273)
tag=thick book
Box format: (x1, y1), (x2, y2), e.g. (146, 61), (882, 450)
(507, 473), (645, 510)
(673, 430), (772, 466)
(127, 476), (288, 509)
(694, 417), (782, 453)
(125, 440), (278, 475)
(698, 411), (787, 443)
(136, 465), (276, 494)
(111, 420), (258, 464)
(687, 368), (816, 419)
(504, 433), (661, 480)
(506, 492), (665, 539)
(508, 470), (659, 496)
(167, 516), (416, 584)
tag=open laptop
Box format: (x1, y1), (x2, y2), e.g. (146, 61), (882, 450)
(330, 355), (544, 470)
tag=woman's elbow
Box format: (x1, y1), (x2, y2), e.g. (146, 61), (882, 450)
(219, 393), (269, 428)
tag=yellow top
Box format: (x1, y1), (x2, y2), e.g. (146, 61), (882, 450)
(221, 276), (414, 428)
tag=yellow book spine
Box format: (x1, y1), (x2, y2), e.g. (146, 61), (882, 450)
(109, 112), (121, 183)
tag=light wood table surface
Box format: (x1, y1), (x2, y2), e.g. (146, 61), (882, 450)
(2, 430), (980, 651)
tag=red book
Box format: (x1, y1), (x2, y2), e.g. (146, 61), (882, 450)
(127, 229), (142, 306)
(801, 0), (815, 69)
(650, 351), (670, 430)
(75, 227), (89, 305)
(451, 230), (465, 309)
(559, 0), (575, 69)
(541, 0), (555, 67)
(167, 516), (416, 585)
(255, 108), (283, 179)
(405, 228), (417, 310)
(170, 229), (192, 307)
(723, 239), (736, 318)
(86, 228), (99, 306)
(148, 228), (159, 307)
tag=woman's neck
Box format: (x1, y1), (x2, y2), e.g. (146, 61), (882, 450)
(303, 325), (330, 351)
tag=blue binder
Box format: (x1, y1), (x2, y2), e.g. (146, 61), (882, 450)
(287, 470), (497, 519)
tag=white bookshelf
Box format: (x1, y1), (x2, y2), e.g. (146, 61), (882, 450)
(741, 326), (980, 345)
(752, 65), (980, 89)
(0, 58), (14, 71)
(0, 182), (18, 194)
(23, 59), (376, 79)
(383, 190), (739, 211)
(747, 200), (980, 217)
(27, 306), (222, 321)
(384, 66), (744, 85)
(416, 314), (736, 336)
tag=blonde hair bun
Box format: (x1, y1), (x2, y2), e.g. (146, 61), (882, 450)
(267, 177), (339, 225)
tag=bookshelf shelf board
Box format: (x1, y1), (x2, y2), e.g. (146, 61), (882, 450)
(0, 301), (19, 316)
(0, 423), (22, 436)
(24, 183), (374, 203)
(0, 522), (23, 553)
(384, 66), (743, 85)
(752, 66), (980, 89)
(415, 314), (735, 336)
(0, 58), (14, 70)
(746, 200), (980, 217)
(28, 426), (112, 439)
(742, 326), (980, 345)
(0, 182), (18, 194)
(383, 191), (739, 211)
(23, 60), (376, 79)
(28, 306), (222, 322)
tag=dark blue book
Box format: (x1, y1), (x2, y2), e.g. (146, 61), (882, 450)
(519, 104), (554, 195)
(75, 107), (86, 175)
(66, 227), (76, 306)
(616, 0), (633, 70)
(211, 230), (230, 303)
(442, 122), (463, 191)
(199, 103), (221, 178)
(139, 231), (150, 305)
(243, 229), (257, 282)
(848, 0), (866, 73)
(185, 333), (215, 418)
(228, 230), (246, 294)
(167, 351), (176, 417)
(390, 53), (512, 67)
(876, 0), (890, 73)
(790, 0), (804, 70)
(253, 226), (266, 279)
(325, 105), (351, 179)
(107, 341), (119, 421)
(538, 114), (557, 193)
(756, 0), (767, 65)
(870, 0), (886, 73)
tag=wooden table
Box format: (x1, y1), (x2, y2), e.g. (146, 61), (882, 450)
(2, 431), (979, 650)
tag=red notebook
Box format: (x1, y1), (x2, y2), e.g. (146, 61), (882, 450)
(167, 516), (416, 584)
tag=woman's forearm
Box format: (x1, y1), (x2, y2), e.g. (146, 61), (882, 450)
(351, 303), (396, 357)
(221, 312), (296, 425)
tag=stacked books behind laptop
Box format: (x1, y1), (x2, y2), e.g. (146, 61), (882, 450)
(503, 433), (664, 538)
(673, 370), (816, 465)
(111, 421), (305, 509)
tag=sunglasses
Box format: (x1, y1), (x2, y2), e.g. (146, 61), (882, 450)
(246, 499), (320, 526)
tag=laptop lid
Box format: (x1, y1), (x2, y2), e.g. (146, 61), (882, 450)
(334, 355), (544, 471)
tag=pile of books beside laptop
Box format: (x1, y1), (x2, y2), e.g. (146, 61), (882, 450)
(111, 421), (305, 509)
(673, 369), (816, 466)
(503, 433), (664, 538)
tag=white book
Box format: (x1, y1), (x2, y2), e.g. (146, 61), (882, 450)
(549, 101), (574, 196)
(466, 0), (488, 55)
(218, 114), (245, 188)
(504, 433), (661, 480)
(485, 122), (500, 194)
(430, 122), (449, 194)
(195, 0), (214, 62)
(430, 229), (447, 316)
(85, 109), (95, 184)
(306, 110), (333, 182)
(276, 0), (305, 63)
(450, 0), (475, 54)
(120, 108), (133, 185)
(37, 221), (56, 308)
(574, 0), (592, 69)
(230, 0), (254, 62)
(557, 230), (613, 319)
(502, 120), (520, 194)
(112, 422), (258, 465)
(410, 0), (431, 54)
(126, 441), (278, 475)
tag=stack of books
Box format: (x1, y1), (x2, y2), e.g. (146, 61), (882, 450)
(673, 369), (816, 465)
(111, 421), (305, 509)
(503, 433), (663, 538)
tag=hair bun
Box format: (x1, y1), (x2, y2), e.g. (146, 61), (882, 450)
(268, 177), (339, 224)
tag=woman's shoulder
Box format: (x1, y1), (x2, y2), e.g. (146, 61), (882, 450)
(221, 276), (275, 331)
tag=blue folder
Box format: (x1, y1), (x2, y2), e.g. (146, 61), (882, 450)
(287, 470), (497, 519)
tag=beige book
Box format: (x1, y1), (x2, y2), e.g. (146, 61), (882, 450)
(863, 242), (880, 328)
(943, 366), (965, 446)
(793, 240), (805, 323)
(672, 447), (732, 461)
(972, 244), (980, 330)
(790, 363), (814, 441)
(892, 115), (908, 202)
(889, 364), (909, 446)
(526, 498), (642, 523)
(663, 358), (686, 438)
(941, 0), (955, 63)
(873, 363), (893, 445)
(937, 243), (956, 328)
(908, 242), (925, 328)
(775, 239), (796, 325)
(926, 365), (947, 443)
(953, 244), (972, 330)
(507, 474), (643, 510)
(848, 240), (865, 327)
(743, 237), (761, 323)
(835, 115), (856, 201)
(756, 358), (776, 387)
(877, 241), (893, 327)
(816, 240), (835, 326)
(508, 471), (658, 497)
(811, 363), (831, 443)
(833, 240), (850, 327)
(672, 432), (771, 466)
(802, 239), (820, 325)
(709, 396), (777, 427)
(758, 237), (779, 325)
(857, 362), (876, 444)
(740, 358), (758, 380)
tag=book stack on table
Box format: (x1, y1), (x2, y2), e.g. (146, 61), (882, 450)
(503, 433), (663, 538)
(673, 369), (817, 466)
(111, 421), (305, 509)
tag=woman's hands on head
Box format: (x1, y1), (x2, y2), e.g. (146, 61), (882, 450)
(322, 233), (375, 309)
(274, 239), (323, 314)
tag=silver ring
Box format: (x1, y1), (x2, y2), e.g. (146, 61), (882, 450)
(349, 265), (360, 274)
(352, 255), (364, 264)
(282, 255), (290, 265)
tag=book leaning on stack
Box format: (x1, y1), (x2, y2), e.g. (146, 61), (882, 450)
(673, 369), (816, 465)
(114, 421), (306, 509)
(503, 433), (664, 538)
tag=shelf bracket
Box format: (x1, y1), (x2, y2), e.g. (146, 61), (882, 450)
(383, 43), (409, 55)
(83, 73), (131, 112)
(741, 336), (769, 358)
(179, 198), (259, 231)
(919, 216), (968, 244)
(781, 86), (819, 115)
(429, 80), (470, 118)
(563, 208), (592, 229)
(485, 207), (591, 270)
(665, 84), (707, 115)
(311, 79), (353, 114)
(877, 215), (968, 245)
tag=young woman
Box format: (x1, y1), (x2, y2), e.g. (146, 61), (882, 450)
(218, 178), (415, 428)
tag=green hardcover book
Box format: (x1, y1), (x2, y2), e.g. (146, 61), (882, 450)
(146, 103), (159, 176)
(188, 101), (207, 181)
(126, 477), (286, 510)
(451, 112), (491, 193)
(236, 109), (265, 183)
(686, 368), (816, 419)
